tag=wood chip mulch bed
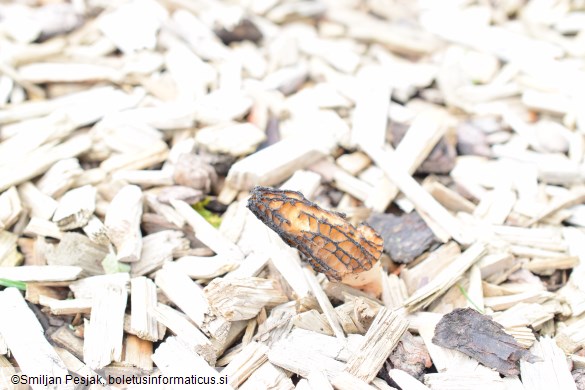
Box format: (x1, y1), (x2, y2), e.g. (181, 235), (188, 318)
(1, 0), (585, 389)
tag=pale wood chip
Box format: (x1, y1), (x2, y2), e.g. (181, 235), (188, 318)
(150, 303), (216, 365)
(151, 336), (230, 389)
(131, 230), (188, 277)
(0, 288), (72, 389)
(0, 186), (22, 230)
(171, 199), (244, 261)
(0, 230), (23, 267)
(69, 272), (130, 299)
(205, 277), (288, 321)
(293, 309), (333, 336)
(83, 282), (128, 369)
(171, 255), (239, 279)
(361, 144), (469, 244)
(344, 308), (409, 383)
(196, 122), (266, 157)
(0, 265), (81, 282)
(155, 265), (230, 343)
(52, 185), (96, 230)
(226, 137), (329, 191)
(130, 276), (160, 342)
(520, 337), (577, 390)
(304, 268), (345, 340)
(121, 334), (153, 371)
(0, 134), (92, 192)
(403, 243), (486, 312)
(105, 185), (143, 263)
(331, 371), (377, 390)
(23, 217), (63, 240)
(223, 341), (268, 388)
(268, 336), (346, 379)
(18, 182), (58, 220)
(38, 295), (92, 315)
(239, 361), (294, 390)
(389, 369), (430, 390)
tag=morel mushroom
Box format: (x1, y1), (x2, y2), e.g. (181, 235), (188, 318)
(247, 186), (384, 295)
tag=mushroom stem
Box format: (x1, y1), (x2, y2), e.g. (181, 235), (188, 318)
(340, 262), (383, 297)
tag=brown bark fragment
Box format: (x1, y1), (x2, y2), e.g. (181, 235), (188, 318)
(367, 212), (439, 264)
(432, 308), (539, 376)
(215, 18), (263, 45)
(387, 331), (432, 380)
(173, 154), (218, 194)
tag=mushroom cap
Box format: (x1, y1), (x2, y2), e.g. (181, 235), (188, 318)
(247, 186), (384, 281)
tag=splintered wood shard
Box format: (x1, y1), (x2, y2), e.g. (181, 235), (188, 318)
(247, 186), (383, 281)
(155, 266), (230, 343)
(344, 308), (409, 383)
(83, 283), (128, 369)
(150, 303), (216, 365)
(520, 337), (577, 390)
(105, 185), (143, 263)
(432, 308), (539, 376)
(204, 277), (288, 321)
(0, 288), (72, 389)
(52, 185), (96, 230)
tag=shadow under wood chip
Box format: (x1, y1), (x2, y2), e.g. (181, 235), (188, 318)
(432, 308), (540, 376)
(367, 212), (439, 264)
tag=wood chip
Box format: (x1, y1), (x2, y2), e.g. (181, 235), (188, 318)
(151, 336), (230, 389)
(0, 230), (23, 267)
(239, 361), (294, 390)
(51, 185), (96, 230)
(226, 137), (329, 190)
(520, 337), (577, 390)
(150, 303), (216, 365)
(304, 268), (346, 340)
(403, 243), (486, 311)
(0, 186), (22, 230)
(18, 181), (58, 220)
(2, 1), (585, 387)
(205, 277), (288, 321)
(83, 282), (127, 369)
(45, 232), (108, 276)
(171, 199), (244, 261)
(0, 288), (71, 389)
(222, 341), (268, 388)
(361, 144), (469, 244)
(196, 122), (266, 157)
(131, 230), (188, 276)
(0, 134), (92, 192)
(105, 185), (143, 263)
(388, 331), (432, 381)
(268, 333), (346, 379)
(155, 265), (230, 343)
(344, 308), (409, 383)
(130, 276), (160, 342)
(0, 265), (81, 282)
(38, 295), (91, 315)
